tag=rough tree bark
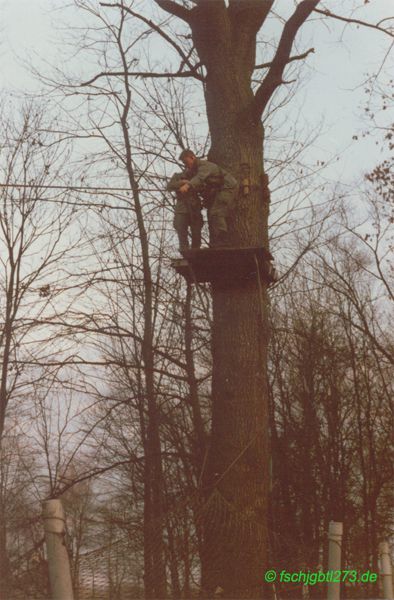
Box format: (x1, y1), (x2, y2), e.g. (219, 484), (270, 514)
(153, 1), (320, 597)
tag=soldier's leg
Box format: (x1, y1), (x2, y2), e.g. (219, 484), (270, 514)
(190, 210), (203, 249)
(173, 213), (189, 252)
(209, 190), (234, 246)
(206, 208), (214, 246)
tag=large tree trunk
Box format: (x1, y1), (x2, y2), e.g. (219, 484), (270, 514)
(203, 280), (269, 598)
(154, 1), (320, 595)
(191, 7), (270, 597)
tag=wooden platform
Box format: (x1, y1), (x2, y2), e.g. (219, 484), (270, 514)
(171, 246), (276, 285)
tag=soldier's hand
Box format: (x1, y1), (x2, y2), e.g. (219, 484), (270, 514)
(179, 183), (190, 194)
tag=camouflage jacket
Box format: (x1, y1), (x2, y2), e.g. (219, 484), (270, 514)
(167, 172), (201, 214)
(167, 172), (189, 193)
(188, 159), (238, 193)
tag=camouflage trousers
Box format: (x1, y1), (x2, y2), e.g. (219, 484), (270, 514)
(207, 188), (237, 247)
(173, 210), (203, 252)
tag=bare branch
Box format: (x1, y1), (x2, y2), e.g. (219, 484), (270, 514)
(154, 0), (192, 23)
(79, 69), (203, 87)
(314, 8), (394, 38)
(253, 0), (320, 120)
(101, 3), (198, 71)
(255, 47), (315, 70)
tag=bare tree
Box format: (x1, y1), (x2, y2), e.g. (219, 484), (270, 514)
(28, 0), (393, 596)
(0, 104), (81, 598)
(134, 2), (392, 596)
(268, 254), (393, 598)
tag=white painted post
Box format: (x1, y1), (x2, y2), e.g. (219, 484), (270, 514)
(327, 521), (343, 600)
(42, 499), (74, 600)
(379, 542), (393, 600)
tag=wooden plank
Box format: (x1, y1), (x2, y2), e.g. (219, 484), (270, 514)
(171, 246), (275, 284)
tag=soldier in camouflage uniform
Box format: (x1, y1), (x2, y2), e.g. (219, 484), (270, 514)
(167, 171), (203, 253)
(178, 149), (238, 247)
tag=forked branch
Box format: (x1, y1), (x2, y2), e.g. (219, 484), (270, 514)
(253, 0), (320, 120)
(155, 0), (192, 23)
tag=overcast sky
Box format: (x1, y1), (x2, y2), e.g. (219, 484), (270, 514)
(0, 0), (392, 188)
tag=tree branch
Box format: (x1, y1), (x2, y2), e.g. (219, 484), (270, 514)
(314, 8), (394, 38)
(101, 3), (197, 71)
(255, 47), (314, 70)
(253, 0), (320, 121)
(154, 0), (192, 23)
(80, 69), (204, 87)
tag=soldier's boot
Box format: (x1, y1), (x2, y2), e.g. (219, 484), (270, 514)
(191, 229), (202, 249)
(214, 230), (230, 247)
(209, 213), (230, 247)
(210, 216), (230, 247)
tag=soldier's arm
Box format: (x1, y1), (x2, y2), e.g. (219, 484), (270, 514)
(188, 162), (218, 191)
(167, 173), (189, 192)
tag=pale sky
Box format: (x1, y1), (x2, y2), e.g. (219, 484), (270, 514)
(0, 0), (392, 187)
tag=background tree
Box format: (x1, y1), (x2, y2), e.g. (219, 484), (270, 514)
(0, 104), (79, 598)
(36, 0), (392, 597)
(131, 1), (391, 596)
(0, 1), (388, 598)
(268, 249), (393, 598)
